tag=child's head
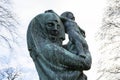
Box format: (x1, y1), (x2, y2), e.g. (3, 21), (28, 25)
(61, 11), (75, 21)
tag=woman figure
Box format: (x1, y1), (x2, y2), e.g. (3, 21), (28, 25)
(27, 11), (92, 80)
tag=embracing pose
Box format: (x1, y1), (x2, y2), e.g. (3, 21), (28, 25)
(27, 10), (92, 80)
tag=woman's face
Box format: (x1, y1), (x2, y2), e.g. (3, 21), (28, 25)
(44, 13), (65, 44)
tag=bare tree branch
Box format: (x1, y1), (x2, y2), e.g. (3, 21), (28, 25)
(96, 0), (120, 80)
(0, 0), (19, 49)
(0, 67), (21, 80)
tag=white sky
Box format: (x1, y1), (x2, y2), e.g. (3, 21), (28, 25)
(11, 0), (106, 80)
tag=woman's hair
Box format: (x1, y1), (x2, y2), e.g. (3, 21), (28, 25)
(44, 10), (55, 13)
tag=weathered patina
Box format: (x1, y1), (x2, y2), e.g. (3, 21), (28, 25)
(27, 11), (92, 80)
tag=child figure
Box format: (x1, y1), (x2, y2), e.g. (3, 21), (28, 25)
(61, 11), (88, 57)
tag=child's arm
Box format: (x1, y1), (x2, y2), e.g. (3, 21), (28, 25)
(78, 27), (86, 38)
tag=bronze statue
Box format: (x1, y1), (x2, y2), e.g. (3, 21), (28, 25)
(27, 10), (92, 80)
(60, 11), (88, 57)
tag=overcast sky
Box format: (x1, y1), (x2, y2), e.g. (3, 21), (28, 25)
(10, 0), (106, 80)
(12, 0), (106, 32)
(12, 0), (107, 46)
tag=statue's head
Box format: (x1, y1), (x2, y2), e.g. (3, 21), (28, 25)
(61, 11), (75, 21)
(34, 12), (65, 45)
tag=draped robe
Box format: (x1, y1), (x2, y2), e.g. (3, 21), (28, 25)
(27, 13), (92, 80)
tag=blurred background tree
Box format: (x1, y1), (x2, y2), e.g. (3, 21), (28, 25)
(0, 67), (22, 80)
(0, 0), (19, 49)
(96, 0), (120, 80)
(0, 1), (22, 80)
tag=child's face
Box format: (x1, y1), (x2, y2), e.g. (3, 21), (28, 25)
(67, 13), (75, 21)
